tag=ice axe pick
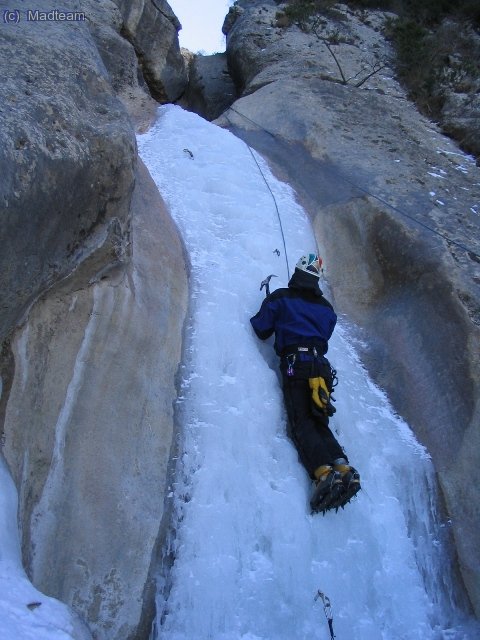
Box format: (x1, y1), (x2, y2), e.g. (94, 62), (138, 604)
(260, 274), (277, 297)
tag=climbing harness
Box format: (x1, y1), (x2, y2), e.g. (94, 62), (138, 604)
(315, 589), (336, 640)
(305, 347), (337, 416)
(283, 345), (338, 414)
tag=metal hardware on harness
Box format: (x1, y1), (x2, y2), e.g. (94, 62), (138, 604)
(286, 354), (296, 377)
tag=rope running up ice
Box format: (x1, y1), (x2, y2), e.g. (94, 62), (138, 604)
(224, 112), (291, 279)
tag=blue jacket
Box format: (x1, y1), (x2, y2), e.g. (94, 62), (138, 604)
(250, 269), (337, 356)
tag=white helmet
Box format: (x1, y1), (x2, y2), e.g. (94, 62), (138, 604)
(296, 253), (323, 278)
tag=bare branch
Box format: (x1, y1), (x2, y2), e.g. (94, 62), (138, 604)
(323, 41), (348, 84)
(311, 19), (389, 89)
(311, 22), (347, 84)
(355, 63), (387, 88)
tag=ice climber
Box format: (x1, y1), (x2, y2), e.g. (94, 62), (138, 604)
(250, 253), (361, 513)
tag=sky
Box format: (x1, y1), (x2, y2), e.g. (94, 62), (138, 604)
(168, 0), (233, 54)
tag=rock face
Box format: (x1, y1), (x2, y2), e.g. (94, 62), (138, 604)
(438, 20), (480, 161)
(0, 0), (136, 348)
(113, 0), (187, 102)
(84, 0), (157, 131)
(1, 0), (478, 634)
(402, 17), (480, 163)
(3, 159), (188, 639)
(84, 0), (188, 129)
(181, 52), (237, 121)
(218, 0), (480, 616)
(1, 0), (189, 638)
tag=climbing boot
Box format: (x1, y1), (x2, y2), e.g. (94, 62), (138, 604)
(310, 465), (344, 514)
(332, 459), (361, 509)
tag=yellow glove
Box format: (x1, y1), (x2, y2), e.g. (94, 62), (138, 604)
(309, 376), (330, 412)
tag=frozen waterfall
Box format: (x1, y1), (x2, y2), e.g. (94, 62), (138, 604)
(138, 105), (478, 640)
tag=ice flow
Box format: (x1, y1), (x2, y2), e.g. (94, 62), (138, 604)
(138, 105), (478, 640)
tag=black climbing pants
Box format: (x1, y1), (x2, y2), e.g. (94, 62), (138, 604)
(281, 360), (346, 478)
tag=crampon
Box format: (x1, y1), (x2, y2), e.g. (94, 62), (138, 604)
(310, 468), (361, 515)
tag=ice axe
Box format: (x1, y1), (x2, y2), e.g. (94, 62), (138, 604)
(260, 274), (277, 297)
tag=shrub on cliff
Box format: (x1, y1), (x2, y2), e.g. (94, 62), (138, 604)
(282, 0), (336, 29)
(280, 0), (479, 157)
(385, 4), (480, 117)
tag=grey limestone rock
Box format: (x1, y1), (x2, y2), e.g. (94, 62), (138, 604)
(0, 0), (136, 354)
(113, 0), (187, 102)
(3, 159), (188, 639)
(181, 52), (237, 121)
(429, 20), (480, 162)
(0, 0), (189, 637)
(441, 90), (480, 162)
(222, 2), (245, 36)
(83, 0), (157, 131)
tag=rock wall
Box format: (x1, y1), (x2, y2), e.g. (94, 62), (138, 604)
(0, 0), (189, 637)
(180, 52), (237, 121)
(113, 0), (187, 103)
(0, 0), (136, 347)
(3, 159), (188, 639)
(219, 0), (480, 616)
(84, 0), (157, 131)
(2, 0), (478, 632)
(429, 20), (480, 161)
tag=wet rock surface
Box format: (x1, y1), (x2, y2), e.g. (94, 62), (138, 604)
(218, 0), (480, 616)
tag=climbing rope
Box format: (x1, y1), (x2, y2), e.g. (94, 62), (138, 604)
(225, 112), (291, 279)
(246, 144), (291, 278)
(227, 106), (480, 262)
(222, 113), (339, 637)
